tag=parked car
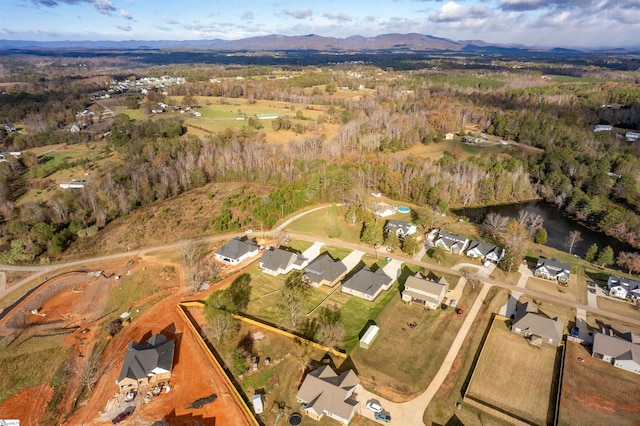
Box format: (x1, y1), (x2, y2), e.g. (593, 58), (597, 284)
(375, 411), (391, 423)
(366, 400), (383, 413)
(456, 308), (463, 316)
(572, 327), (580, 338)
(112, 406), (134, 424)
(450, 299), (458, 308)
(124, 391), (136, 402)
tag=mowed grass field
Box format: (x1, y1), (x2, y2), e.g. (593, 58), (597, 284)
(466, 317), (559, 425)
(113, 96), (342, 144)
(351, 276), (479, 401)
(559, 341), (640, 426)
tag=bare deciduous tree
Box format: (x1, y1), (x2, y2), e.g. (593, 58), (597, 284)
(276, 272), (310, 328)
(565, 230), (582, 255)
(518, 210), (544, 239)
(483, 212), (509, 236)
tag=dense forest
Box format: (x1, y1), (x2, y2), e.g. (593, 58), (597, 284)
(0, 54), (639, 262)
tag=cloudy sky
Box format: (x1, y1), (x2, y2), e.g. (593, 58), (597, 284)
(2, 0), (640, 48)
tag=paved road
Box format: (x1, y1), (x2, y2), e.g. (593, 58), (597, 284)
(2, 203), (640, 426)
(356, 284), (493, 425)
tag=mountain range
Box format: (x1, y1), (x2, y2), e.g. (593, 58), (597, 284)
(0, 33), (570, 52)
(0, 33), (634, 55)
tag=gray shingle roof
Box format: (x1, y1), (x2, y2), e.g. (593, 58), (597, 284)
(607, 276), (640, 293)
(342, 267), (392, 298)
(117, 334), (175, 383)
(304, 253), (347, 285)
(593, 332), (640, 363)
(535, 258), (571, 274)
(296, 365), (359, 421)
(512, 302), (563, 342)
(215, 238), (258, 260)
(403, 275), (448, 305)
(436, 231), (468, 248)
(467, 240), (503, 257)
(260, 248), (301, 272)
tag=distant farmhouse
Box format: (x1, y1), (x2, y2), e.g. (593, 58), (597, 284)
(433, 230), (469, 255)
(303, 253), (347, 288)
(466, 240), (504, 264)
(592, 331), (640, 374)
(384, 219), (417, 239)
(607, 276), (640, 301)
(625, 131), (640, 142)
(296, 365), (360, 424)
(214, 238), (259, 266)
(260, 247), (308, 276)
(342, 267), (392, 301)
(534, 258), (571, 284)
(511, 302), (564, 347)
(116, 334), (175, 392)
(401, 274), (449, 309)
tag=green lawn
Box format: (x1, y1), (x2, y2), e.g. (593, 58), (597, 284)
(466, 317), (559, 425)
(350, 278), (480, 401)
(0, 336), (71, 403)
(104, 265), (170, 316)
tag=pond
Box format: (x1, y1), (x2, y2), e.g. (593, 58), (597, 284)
(454, 200), (635, 259)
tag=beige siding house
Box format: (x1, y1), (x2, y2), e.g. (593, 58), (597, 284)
(401, 274), (449, 309)
(296, 365), (359, 424)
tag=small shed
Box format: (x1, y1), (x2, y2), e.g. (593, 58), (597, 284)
(252, 394), (264, 414)
(359, 324), (380, 349)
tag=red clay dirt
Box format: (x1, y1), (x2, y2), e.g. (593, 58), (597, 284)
(0, 384), (52, 425)
(0, 254), (255, 426)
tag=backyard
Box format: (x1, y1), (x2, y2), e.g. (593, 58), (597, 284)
(465, 317), (560, 425)
(350, 274), (479, 401)
(559, 341), (640, 426)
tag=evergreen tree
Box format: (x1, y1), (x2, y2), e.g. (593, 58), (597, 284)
(584, 244), (598, 263)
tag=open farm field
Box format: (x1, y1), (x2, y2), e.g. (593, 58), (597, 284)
(466, 317), (560, 425)
(559, 341), (640, 426)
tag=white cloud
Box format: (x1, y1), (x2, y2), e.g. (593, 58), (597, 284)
(283, 8), (313, 20)
(323, 11), (352, 22)
(120, 9), (133, 20)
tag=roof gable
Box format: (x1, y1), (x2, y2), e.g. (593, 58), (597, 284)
(215, 238), (258, 260)
(117, 334), (175, 383)
(305, 254), (347, 284)
(297, 366), (359, 421)
(342, 267), (391, 297)
(512, 304), (563, 342)
(261, 248), (299, 271)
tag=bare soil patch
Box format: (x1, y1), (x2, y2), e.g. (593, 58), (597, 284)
(0, 384), (52, 424)
(559, 341), (640, 426)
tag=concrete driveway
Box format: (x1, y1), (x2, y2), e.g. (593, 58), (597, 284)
(301, 242), (324, 263)
(498, 263), (530, 316)
(354, 284), (493, 426)
(575, 308), (592, 344)
(341, 250), (364, 272)
(587, 284), (600, 308)
(382, 259), (403, 281)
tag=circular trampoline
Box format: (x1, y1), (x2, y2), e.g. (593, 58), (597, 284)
(289, 413), (302, 425)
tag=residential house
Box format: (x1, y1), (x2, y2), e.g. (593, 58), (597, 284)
(592, 331), (640, 374)
(260, 247), (308, 276)
(511, 302), (564, 347)
(296, 365), (360, 424)
(433, 231), (469, 255)
(466, 241), (505, 264)
(384, 220), (417, 239)
(303, 253), (348, 288)
(341, 267), (392, 301)
(594, 125), (613, 132)
(372, 203), (396, 218)
(607, 276), (640, 301)
(214, 238), (259, 266)
(534, 258), (571, 284)
(401, 274), (449, 309)
(116, 334), (175, 392)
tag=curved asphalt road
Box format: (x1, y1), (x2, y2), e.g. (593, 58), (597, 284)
(2, 204), (639, 426)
